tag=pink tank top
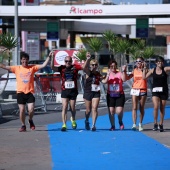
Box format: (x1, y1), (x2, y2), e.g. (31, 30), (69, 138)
(107, 71), (124, 94)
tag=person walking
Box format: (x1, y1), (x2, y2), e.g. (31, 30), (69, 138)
(83, 52), (103, 131)
(124, 57), (147, 131)
(51, 55), (82, 131)
(102, 60), (126, 131)
(143, 56), (170, 132)
(0, 52), (52, 132)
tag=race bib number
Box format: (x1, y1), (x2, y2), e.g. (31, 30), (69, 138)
(91, 84), (100, 92)
(152, 87), (163, 92)
(130, 89), (140, 96)
(65, 81), (75, 89)
(109, 84), (120, 97)
(109, 84), (120, 92)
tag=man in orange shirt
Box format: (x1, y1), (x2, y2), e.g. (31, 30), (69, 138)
(0, 52), (53, 132)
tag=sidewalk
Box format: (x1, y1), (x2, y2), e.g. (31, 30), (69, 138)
(0, 103), (170, 170)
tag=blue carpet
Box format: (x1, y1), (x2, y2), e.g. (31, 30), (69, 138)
(47, 106), (170, 170)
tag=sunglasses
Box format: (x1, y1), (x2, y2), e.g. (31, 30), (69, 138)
(136, 60), (142, 63)
(65, 60), (72, 63)
(91, 64), (98, 66)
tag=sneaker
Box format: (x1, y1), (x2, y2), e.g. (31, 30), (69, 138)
(132, 124), (136, 131)
(119, 122), (124, 130)
(28, 119), (35, 130)
(153, 123), (158, 131)
(91, 125), (96, 131)
(70, 117), (77, 129)
(159, 124), (164, 132)
(139, 123), (143, 131)
(61, 124), (67, 131)
(110, 126), (115, 131)
(85, 120), (90, 130)
(19, 125), (26, 132)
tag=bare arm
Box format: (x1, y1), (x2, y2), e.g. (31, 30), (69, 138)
(102, 69), (111, 84)
(50, 52), (61, 72)
(143, 68), (153, 79)
(0, 63), (11, 72)
(164, 66), (170, 73)
(38, 51), (53, 70)
(83, 52), (91, 75)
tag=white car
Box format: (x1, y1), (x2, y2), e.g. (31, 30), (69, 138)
(0, 72), (17, 92)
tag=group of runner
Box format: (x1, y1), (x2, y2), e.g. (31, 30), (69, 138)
(0, 51), (169, 132)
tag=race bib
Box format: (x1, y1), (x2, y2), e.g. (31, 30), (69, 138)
(109, 84), (120, 92)
(152, 87), (163, 92)
(91, 84), (100, 92)
(65, 81), (75, 89)
(130, 89), (140, 96)
(109, 84), (120, 97)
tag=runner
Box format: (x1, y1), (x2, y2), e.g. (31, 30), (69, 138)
(143, 56), (170, 132)
(102, 60), (126, 131)
(0, 52), (52, 132)
(51, 55), (82, 131)
(124, 57), (147, 131)
(83, 52), (103, 131)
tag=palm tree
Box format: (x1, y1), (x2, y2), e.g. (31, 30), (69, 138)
(0, 33), (19, 97)
(102, 30), (116, 60)
(114, 38), (131, 67)
(75, 48), (88, 62)
(87, 37), (103, 61)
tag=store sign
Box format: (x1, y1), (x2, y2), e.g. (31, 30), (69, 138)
(47, 22), (59, 40)
(69, 6), (103, 15)
(54, 50), (82, 66)
(136, 18), (149, 38)
(26, 32), (40, 60)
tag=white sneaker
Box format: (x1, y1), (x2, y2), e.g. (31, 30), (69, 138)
(132, 124), (136, 131)
(139, 123), (143, 131)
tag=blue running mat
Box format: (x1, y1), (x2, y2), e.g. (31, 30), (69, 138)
(47, 107), (170, 170)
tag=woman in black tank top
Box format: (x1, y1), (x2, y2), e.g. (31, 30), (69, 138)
(143, 56), (170, 132)
(83, 52), (103, 131)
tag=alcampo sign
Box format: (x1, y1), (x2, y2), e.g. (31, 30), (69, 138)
(69, 6), (103, 15)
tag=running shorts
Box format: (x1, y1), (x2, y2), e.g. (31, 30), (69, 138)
(107, 93), (125, 107)
(83, 91), (100, 101)
(17, 92), (35, 104)
(61, 89), (78, 100)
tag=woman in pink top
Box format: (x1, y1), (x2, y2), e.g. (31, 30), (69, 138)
(102, 60), (126, 131)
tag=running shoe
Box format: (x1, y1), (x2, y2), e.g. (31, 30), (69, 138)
(28, 119), (35, 130)
(91, 125), (96, 131)
(109, 126), (115, 131)
(85, 120), (90, 130)
(19, 125), (26, 132)
(61, 124), (67, 131)
(159, 124), (164, 132)
(139, 123), (143, 131)
(119, 122), (124, 130)
(70, 117), (77, 129)
(153, 123), (158, 131)
(132, 124), (136, 131)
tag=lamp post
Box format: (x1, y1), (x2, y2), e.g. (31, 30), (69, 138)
(14, 0), (19, 65)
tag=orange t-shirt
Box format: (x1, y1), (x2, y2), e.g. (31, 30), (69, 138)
(10, 65), (39, 94)
(132, 68), (147, 91)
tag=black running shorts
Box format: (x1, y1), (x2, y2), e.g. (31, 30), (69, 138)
(83, 91), (100, 101)
(106, 93), (125, 107)
(17, 92), (35, 104)
(61, 89), (78, 100)
(152, 92), (169, 100)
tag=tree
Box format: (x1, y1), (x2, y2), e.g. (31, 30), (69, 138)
(102, 30), (116, 60)
(87, 37), (103, 61)
(0, 33), (19, 97)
